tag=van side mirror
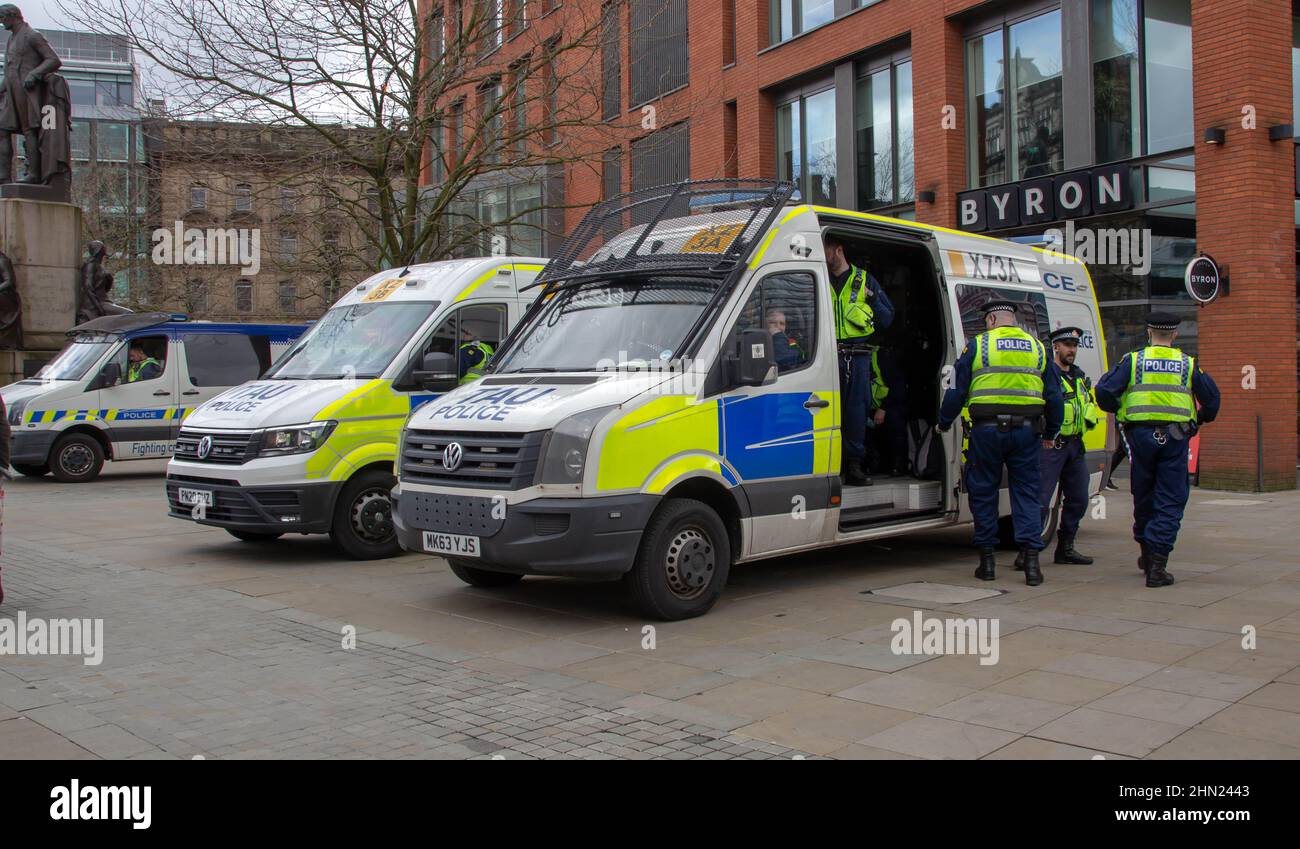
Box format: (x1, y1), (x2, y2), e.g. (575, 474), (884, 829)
(90, 362), (121, 390)
(412, 351), (459, 392)
(734, 329), (776, 387)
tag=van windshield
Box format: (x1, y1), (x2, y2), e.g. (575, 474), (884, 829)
(265, 301), (436, 380)
(494, 278), (715, 373)
(37, 341), (115, 381)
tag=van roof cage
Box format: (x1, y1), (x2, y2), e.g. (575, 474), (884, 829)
(537, 179), (796, 285)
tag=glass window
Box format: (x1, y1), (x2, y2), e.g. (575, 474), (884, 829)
(478, 186), (509, 253)
(1009, 10), (1063, 180)
(482, 80), (503, 163)
(423, 303), (509, 381)
(1293, 18), (1300, 134)
(770, 0), (834, 43)
(777, 88), (835, 205)
(855, 68), (893, 209)
(1144, 0), (1193, 154)
(235, 279), (253, 312)
(513, 62), (529, 158)
(630, 0), (688, 106)
(279, 185), (298, 214)
(186, 280), (208, 314)
(190, 184), (207, 210)
(71, 120), (91, 161)
(268, 301), (439, 380)
(99, 122), (129, 161)
(37, 340), (115, 380)
(184, 334), (271, 386)
(1093, 0), (1142, 163)
(956, 286), (1050, 342)
(279, 230), (298, 263)
(510, 183), (544, 256)
(69, 77), (96, 107)
(234, 183), (253, 212)
(110, 335), (169, 385)
(728, 272), (818, 375)
(602, 4), (621, 120)
(279, 281), (298, 314)
(895, 61), (914, 203)
(967, 30), (1006, 187)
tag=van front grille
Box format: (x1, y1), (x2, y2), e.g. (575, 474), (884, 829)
(400, 429), (544, 490)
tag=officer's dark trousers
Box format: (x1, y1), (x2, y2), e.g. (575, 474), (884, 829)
(1039, 435), (1089, 538)
(838, 352), (875, 464)
(965, 423), (1043, 550)
(1125, 425), (1190, 557)
(867, 402), (908, 473)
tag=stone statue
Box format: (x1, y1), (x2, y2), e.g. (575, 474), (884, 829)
(0, 5), (72, 201)
(0, 248), (20, 349)
(75, 240), (131, 325)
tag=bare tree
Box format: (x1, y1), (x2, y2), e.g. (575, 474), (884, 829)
(63, 0), (642, 267)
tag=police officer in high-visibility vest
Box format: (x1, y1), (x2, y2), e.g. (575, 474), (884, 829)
(458, 326), (494, 385)
(1033, 326), (1101, 568)
(1095, 312), (1220, 588)
(823, 234), (894, 487)
(126, 342), (162, 383)
(936, 300), (1064, 586)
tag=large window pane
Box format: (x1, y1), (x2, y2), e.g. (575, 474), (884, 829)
(1093, 0), (1141, 162)
(896, 61), (914, 202)
(805, 88), (836, 205)
(510, 183), (544, 256)
(1293, 18), (1300, 133)
(801, 0), (833, 31)
(71, 120), (91, 161)
(1144, 0), (1193, 154)
(967, 30), (1006, 187)
(98, 122), (129, 161)
(855, 69), (893, 209)
(1009, 10), (1063, 180)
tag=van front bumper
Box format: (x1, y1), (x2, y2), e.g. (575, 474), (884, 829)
(11, 430), (56, 465)
(165, 474), (342, 534)
(393, 489), (659, 578)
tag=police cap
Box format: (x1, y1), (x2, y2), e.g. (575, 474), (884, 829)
(1050, 326), (1084, 345)
(1145, 311), (1181, 331)
(980, 299), (1020, 317)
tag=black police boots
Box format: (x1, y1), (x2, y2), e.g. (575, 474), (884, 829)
(1137, 541), (1151, 572)
(1020, 547), (1044, 586)
(1145, 552), (1176, 588)
(975, 547), (996, 581)
(1054, 533), (1094, 565)
(845, 459), (872, 487)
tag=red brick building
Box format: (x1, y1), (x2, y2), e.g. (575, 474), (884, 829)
(421, 0), (1299, 491)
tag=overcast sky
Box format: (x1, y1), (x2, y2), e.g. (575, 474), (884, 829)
(15, 0), (76, 30)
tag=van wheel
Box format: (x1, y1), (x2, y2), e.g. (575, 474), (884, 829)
(50, 433), (105, 483)
(12, 463), (49, 477)
(226, 529), (284, 542)
(447, 559), (524, 587)
(328, 468), (400, 560)
(626, 498), (731, 621)
(997, 499), (1059, 549)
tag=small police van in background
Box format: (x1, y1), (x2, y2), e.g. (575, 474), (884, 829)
(393, 180), (1112, 620)
(164, 257), (545, 559)
(3, 314), (305, 482)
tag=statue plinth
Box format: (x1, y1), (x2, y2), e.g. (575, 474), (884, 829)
(1, 179), (69, 203)
(0, 196), (80, 381)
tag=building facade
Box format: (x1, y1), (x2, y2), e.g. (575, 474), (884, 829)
(420, 0), (1299, 491)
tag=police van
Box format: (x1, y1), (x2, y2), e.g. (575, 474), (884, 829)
(164, 257), (545, 559)
(3, 314), (304, 483)
(392, 181), (1111, 619)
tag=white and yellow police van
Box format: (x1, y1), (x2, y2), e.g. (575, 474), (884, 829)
(392, 181), (1111, 619)
(164, 257), (545, 559)
(3, 314), (305, 482)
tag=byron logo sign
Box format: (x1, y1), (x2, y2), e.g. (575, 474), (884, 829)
(958, 164), (1133, 233)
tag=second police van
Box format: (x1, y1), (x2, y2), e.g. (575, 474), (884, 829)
(164, 257), (545, 558)
(392, 180), (1113, 619)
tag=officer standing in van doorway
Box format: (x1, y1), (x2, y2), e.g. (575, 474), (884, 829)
(935, 301), (1063, 586)
(458, 325), (494, 385)
(823, 234), (894, 487)
(1095, 312), (1219, 588)
(1035, 326), (1100, 567)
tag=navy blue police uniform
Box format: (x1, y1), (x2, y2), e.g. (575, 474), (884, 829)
(937, 300), (1064, 586)
(1038, 326), (1099, 567)
(1095, 311), (1220, 587)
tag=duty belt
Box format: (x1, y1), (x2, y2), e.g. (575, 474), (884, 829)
(971, 414), (1033, 430)
(1124, 421), (1197, 442)
(837, 342), (877, 355)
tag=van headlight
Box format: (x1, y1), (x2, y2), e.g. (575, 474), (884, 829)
(258, 421), (337, 457)
(538, 406), (615, 485)
(6, 397), (27, 425)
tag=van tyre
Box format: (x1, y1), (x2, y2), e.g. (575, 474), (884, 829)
(49, 433), (105, 483)
(626, 498), (731, 621)
(447, 558), (524, 587)
(329, 468), (401, 560)
(226, 529), (284, 542)
(12, 463), (49, 477)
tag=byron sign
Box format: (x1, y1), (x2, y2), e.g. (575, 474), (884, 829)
(958, 164), (1133, 233)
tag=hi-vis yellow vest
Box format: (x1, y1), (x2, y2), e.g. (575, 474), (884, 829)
(968, 326), (1047, 411)
(1118, 346), (1195, 424)
(1059, 370), (1099, 436)
(459, 341), (494, 385)
(834, 266), (876, 340)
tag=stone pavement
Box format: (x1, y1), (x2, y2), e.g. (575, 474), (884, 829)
(1, 460), (1298, 759)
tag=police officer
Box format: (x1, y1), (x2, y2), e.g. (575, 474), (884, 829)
(458, 326), (494, 385)
(823, 234), (894, 487)
(766, 308), (804, 371)
(126, 342), (162, 383)
(1095, 312), (1220, 588)
(1034, 326), (1100, 567)
(936, 300), (1063, 586)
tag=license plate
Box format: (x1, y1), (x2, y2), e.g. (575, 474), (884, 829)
(422, 531), (480, 557)
(178, 487), (213, 507)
